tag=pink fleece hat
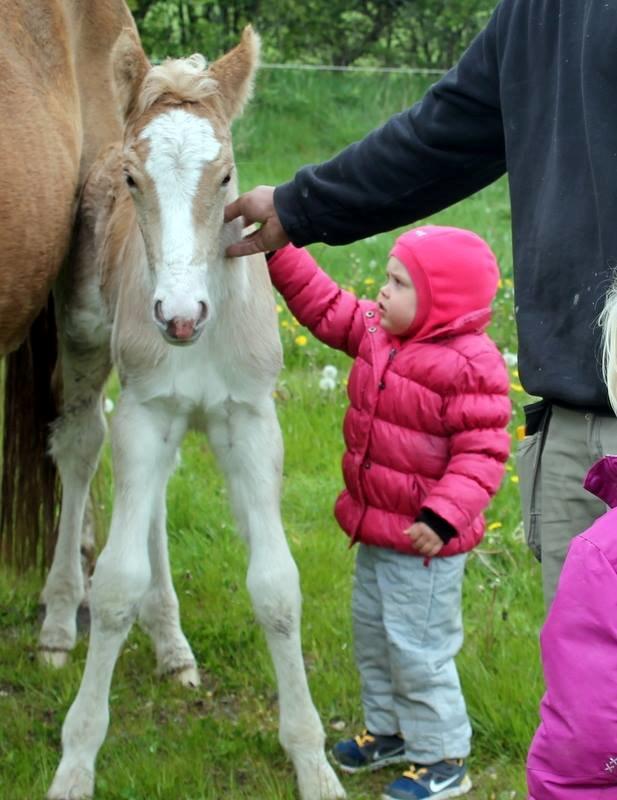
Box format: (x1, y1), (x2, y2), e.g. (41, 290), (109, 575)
(390, 225), (500, 339)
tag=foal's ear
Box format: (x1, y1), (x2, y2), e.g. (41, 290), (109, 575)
(111, 28), (150, 121)
(208, 25), (260, 121)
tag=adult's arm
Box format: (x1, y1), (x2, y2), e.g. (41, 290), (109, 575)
(274, 5), (506, 247)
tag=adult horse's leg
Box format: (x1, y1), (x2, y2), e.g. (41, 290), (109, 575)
(138, 487), (200, 686)
(39, 340), (111, 666)
(207, 398), (346, 800)
(47, 398), (181, 800)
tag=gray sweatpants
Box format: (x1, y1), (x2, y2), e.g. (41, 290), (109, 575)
(517, 404), (617, 608)
(352, 544), (471, 764)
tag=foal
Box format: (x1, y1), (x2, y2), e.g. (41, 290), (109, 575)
(46, 27), (345, 800)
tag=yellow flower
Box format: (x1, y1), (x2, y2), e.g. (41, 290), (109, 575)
(488, 521), (503, 531)
(364, 277), (375, 286)
(510, 382), (524, 392)
(511, 475), (520, 484)
(295, 335), (308, 346)
(276, 304), (283, 314)
(281, 320), (289, 329)
(505, 278), (514, 288)
(497, 278), (503, 289)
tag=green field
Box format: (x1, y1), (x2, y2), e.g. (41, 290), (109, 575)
(0, 68), (542, 799)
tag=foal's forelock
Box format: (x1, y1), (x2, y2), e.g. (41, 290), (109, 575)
(132, 103), (230, 345)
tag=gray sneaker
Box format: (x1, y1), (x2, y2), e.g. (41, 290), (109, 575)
(331, 729), (406, 773)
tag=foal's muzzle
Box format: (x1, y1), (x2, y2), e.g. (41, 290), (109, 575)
(154, 300), (208, 345)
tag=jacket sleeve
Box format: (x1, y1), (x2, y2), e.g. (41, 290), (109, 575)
(267, 244), (367, 357)
(274, 4), (505, 247)
(421, 347), (511, 533)
(527, 524), (617, 799)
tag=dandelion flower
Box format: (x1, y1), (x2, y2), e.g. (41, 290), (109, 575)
(364, 277), (375, 286)
(319, 377), (336, 390)
(488, 521), (502, 531)
(295, 335), (308, 346)
(322, 365), (338, 380)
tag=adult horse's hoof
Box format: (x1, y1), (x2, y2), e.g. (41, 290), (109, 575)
(39, 648), (69, 668)
(47, 764), (94, 799)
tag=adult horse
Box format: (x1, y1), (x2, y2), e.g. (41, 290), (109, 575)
(45, 26), (345, 800)
(0, 0), (137, 570)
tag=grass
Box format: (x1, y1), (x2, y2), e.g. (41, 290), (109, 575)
(0, 69), (542, 799)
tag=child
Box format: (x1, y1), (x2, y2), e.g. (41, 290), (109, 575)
(526, 455), (617, 799)
(267, 225), (511, 800)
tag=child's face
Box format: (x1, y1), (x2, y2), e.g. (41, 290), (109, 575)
(377, 257), (417, 335)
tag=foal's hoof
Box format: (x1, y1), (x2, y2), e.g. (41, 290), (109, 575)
(39, 648), (69, 668)
(47, 764), (94, 799)
(296, 758), (347, 800)
(171, 664), (201, 688)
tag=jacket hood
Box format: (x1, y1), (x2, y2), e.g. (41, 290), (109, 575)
(584, 456), (617, 508)
(390, 225), (500, 340)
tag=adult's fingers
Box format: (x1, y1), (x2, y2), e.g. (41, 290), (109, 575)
(226, 217), (290, 257)
(224, 196), (248, 225)
(226, 229), (270, 258)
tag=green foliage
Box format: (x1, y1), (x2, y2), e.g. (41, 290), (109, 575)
(129, 0), (496, 68)
(0, 69), (536, 799)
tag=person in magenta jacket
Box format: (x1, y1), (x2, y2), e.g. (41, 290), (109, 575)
(526, 455), (617, 800)
(268, 225), (511, 800)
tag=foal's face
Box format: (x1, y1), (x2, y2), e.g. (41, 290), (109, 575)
(123, 105), (234, 345)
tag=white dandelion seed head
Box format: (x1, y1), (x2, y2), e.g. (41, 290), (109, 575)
(322, 365), (338, 380)
(319, 376), (337, 391)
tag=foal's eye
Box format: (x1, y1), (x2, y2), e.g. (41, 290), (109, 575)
(221, 173), (231, 186)
(124, 171), (136, 189)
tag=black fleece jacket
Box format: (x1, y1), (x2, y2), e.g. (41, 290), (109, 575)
(274, 0), (617, 410)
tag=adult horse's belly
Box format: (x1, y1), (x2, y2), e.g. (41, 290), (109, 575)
(0, 16), (81, 354)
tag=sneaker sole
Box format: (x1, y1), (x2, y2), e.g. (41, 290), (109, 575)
(381, 774), (472, 800)
(330, 749), (408, 774)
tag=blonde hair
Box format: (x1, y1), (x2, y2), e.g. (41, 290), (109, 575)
(599, 277), (617, 413)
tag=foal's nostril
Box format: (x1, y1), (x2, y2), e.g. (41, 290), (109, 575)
(154, 300), (165, 325)
(196, 301), (208, 327)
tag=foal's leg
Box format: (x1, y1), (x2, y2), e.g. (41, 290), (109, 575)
(47, 399), (182, 800)
(207, 398), (346, 800)
(138, 490), (200, 686)
(39, 343), (111, 667)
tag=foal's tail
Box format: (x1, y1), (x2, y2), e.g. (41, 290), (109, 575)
(0, 297), (59, 570)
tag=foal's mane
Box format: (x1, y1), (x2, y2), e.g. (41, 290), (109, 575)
(137, 55), (218, 115)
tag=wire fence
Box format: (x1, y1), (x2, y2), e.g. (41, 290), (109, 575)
(260, 62), (446, 76)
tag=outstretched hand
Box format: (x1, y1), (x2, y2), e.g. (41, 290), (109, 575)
(405, 522), (444, 557)
(224, 185), (290, 257)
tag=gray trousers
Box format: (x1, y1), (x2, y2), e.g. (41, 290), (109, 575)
(517, 404), (617, 608)
(352, 544), (471, 764)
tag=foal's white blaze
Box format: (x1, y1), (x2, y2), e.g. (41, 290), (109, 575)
(140, 108), (221, 334)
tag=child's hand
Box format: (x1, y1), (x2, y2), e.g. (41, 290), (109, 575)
(405, 522), (444, 556)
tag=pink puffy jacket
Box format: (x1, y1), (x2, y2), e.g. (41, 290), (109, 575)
(268, 227), (511, 556)
(527, 456), (617, 799)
